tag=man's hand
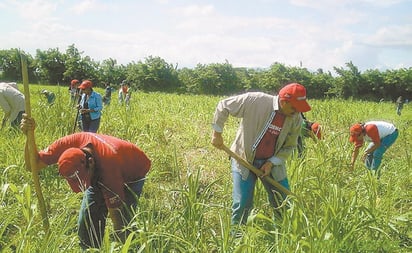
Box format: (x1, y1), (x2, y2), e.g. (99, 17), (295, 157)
(20, 114), (36, 134)
(259, 161), (273, 178)
(211, 131), (224, 149)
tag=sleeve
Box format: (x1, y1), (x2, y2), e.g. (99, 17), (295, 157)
(212, 93), (250, 133)
(92, 93), (103, 112)
(38, 135), (84, 165)
(366, 125), (381, 146)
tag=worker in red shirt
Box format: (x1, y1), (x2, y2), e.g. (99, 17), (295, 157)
(349, 121), (398, 176)
(20, 114), (151, 250)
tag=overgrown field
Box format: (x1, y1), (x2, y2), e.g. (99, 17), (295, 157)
(0, 85), (411, 252)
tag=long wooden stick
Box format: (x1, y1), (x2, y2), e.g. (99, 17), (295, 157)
(221, 145), (295, 197)
(21, 53), (50, 233)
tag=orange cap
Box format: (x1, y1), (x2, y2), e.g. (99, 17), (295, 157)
(71, 79), (80, 86)
(349, 123), (363, 142)
(58, 148), (91, 193)
(79, 80), (93, 89)
(279, 83), (311, 112)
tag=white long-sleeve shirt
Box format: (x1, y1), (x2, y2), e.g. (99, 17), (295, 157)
(0, 84), (25, 123)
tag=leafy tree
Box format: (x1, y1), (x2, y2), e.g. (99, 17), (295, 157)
(332, 61), (363, 98)
(126, 56), (180, 92)
(63, 44), (100, 87)
(35, 48), (66, 84)
(310, 69), (334, 99)
(0, 48), (35, 82)
(187, 62), (240, 95)
(98, 58), (127, 86)
(383, 68), (412, 101)
(362, 69), (386, 100)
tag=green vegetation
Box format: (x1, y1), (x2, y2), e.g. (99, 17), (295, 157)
(0, 85), (411, 252)
(1, 47), (411, 100)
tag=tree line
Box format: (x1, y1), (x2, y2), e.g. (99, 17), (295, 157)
(1, 45), (411, 101)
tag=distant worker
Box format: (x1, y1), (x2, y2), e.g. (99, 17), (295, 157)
(77, 80), (103, 133)
(125, 88), (132, 108)
(395, 96), (404, 116)
(102, 83), (113, 105)
(0, 83), (25, 129)
(118, 80), (128, 105)
(70, 79), (80, 104)
(349, 121), (398, 177)
(297, 113), (322, 158)
(41, 89), (56, 105)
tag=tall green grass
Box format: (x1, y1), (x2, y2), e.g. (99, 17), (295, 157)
(0, 85), (410, 252)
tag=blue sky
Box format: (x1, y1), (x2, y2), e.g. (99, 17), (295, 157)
(1, 0), (411, 72)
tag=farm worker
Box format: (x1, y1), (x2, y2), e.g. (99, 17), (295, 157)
(0, 81), (19, 90)
(395, 96), (404, 116)
(70, 79), (80, 104)
(349, 121), (398, 176)
(102, 83), (113, 105)
(77, 80), (103, 133)
(0, 83), (25, 129)
(20, 115), (151, 250)
(297, 113), (322, 158)
(125, 88), (132, 108)
(118, 80), (128, 104)
(40, 89), (56, 105)
(211, 83), (311, 225)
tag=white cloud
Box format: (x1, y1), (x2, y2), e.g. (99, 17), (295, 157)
(11, 0), (58, 20)
(364, 25), (412, 47)
(0, 0), (410, 71)
(71, 0), (110, 14)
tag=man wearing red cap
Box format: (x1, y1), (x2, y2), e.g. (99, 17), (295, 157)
(211, 83), (311, 227)
(69, 79), (80, 105)
(21, 115), (151, 250)
(297, 113), (322, 158)
(77, 80), (103, 133)
(349, 121), (398, 176)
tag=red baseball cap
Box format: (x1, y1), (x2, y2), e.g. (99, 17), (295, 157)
(78, 80), (93, 90)
(71, 79), (80, 86)
(58, 148), (91, 193)
(279, 83), (311, 112)
(349, 123), (363, 142)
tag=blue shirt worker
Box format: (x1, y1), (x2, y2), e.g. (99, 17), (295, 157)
(78, 80), (103, 133)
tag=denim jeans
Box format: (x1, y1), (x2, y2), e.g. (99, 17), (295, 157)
(231, 158), (290, 225)
(78, 179), (145, 250)
(365, 129), (398, 170)
(81, 117), (101, 133)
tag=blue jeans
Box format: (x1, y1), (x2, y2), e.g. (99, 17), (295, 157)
(365, 129), (398, 170)
(231, 158), (290, 225)
(78, 179), (145, 250)
(81, 117), (100, 133)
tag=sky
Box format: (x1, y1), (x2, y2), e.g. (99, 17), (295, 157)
(1, 0), (411, 73)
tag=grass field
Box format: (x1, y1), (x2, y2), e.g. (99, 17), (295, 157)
(0, 84), (411, 252)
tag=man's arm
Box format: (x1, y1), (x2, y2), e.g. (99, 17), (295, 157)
(350, 146), (361, 171)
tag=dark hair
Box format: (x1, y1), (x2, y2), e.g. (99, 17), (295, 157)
(81, 149), (93, 170)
